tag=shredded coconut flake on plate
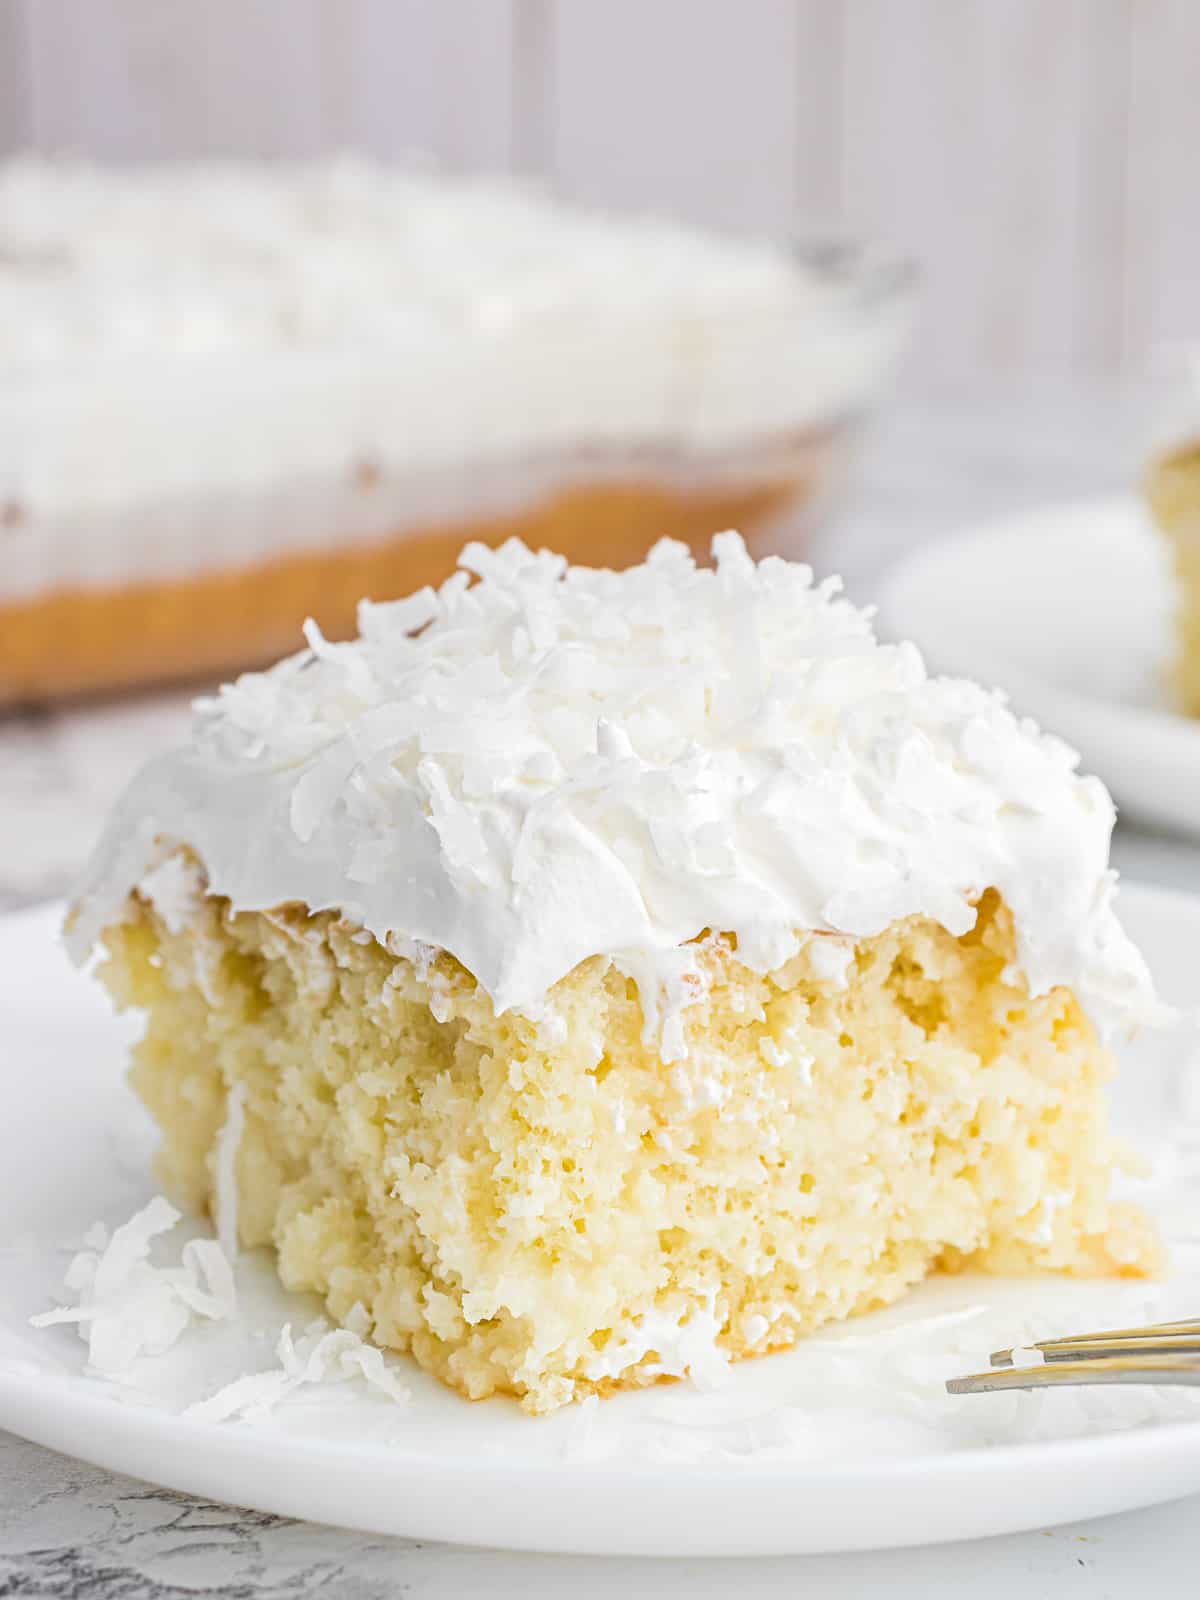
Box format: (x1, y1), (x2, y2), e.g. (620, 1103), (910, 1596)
(185, 1316), (410, 1423)
(30, 1197), (237, 1377)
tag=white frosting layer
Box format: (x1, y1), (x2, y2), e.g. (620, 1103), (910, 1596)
(71, 533), (1158, 1045)
(0, 157), (908, 571)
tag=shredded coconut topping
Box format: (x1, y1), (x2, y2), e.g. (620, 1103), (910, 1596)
(1008, 1345), (1047, 1368)
(30, 1198), (236, 1376)
(185, 1317), (410, 1423)
(31, 1204), (410, 1421)
(70, 533), (1159, 1044)
(578, 1299), (731, 1391)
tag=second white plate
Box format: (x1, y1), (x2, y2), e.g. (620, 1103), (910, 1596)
(881, 495), (1200, 836)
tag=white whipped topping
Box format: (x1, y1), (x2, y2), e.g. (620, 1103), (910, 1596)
(138, 851), (204, 934)
(69, 533), (1159, 1043)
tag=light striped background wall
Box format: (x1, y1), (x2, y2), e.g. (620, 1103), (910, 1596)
(2, 0), (1198, 382)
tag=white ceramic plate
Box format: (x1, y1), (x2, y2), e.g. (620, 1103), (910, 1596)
(880, 495), (1200, 837)
(2, 893), (1200, 1557)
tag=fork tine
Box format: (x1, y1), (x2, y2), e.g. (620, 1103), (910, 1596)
(990, 1318), (1200, 1368)
(948, 1352), (1200, 1395)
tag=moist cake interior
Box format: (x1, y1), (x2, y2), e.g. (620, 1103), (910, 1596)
(98, 875), (1157, 1414)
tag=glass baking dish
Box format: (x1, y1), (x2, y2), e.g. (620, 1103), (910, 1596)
(0, 237), (914, 706)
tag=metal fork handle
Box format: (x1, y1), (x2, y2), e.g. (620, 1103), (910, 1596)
(948, 1353), (1200, 1395)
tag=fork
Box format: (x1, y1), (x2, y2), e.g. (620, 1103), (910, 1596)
(946, 1318), (1200, 1394)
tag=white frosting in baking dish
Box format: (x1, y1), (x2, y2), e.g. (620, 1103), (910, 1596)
(69, 533), (1160, 1045)
(0, 157), (909, 600)
(0, 158), (854, 367)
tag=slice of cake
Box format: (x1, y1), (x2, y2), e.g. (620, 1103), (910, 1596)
(1145, 439), (1200, 715)
(68, 533), (1163, 1413)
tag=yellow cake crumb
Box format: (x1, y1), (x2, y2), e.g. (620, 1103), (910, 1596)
(1146, 440), (1200, 716)
(95, 876), (1160, 1414)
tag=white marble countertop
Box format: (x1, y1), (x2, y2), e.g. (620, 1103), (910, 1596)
(4, 376), (1200, 1594)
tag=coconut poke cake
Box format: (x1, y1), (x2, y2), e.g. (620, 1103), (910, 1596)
(1145, 438), (1200, 715)
(0, 157), (909, 705)
(67, 533), (1162, 1414)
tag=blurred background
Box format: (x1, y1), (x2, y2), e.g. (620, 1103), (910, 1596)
(4, 0), (1197, 380)
(3, 0), (1200, 905)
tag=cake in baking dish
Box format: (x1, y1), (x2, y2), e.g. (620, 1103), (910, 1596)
(69, 533), (1163, 1413)
(1145, 439), (1200, 715)
(0, 157), (909, 705)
